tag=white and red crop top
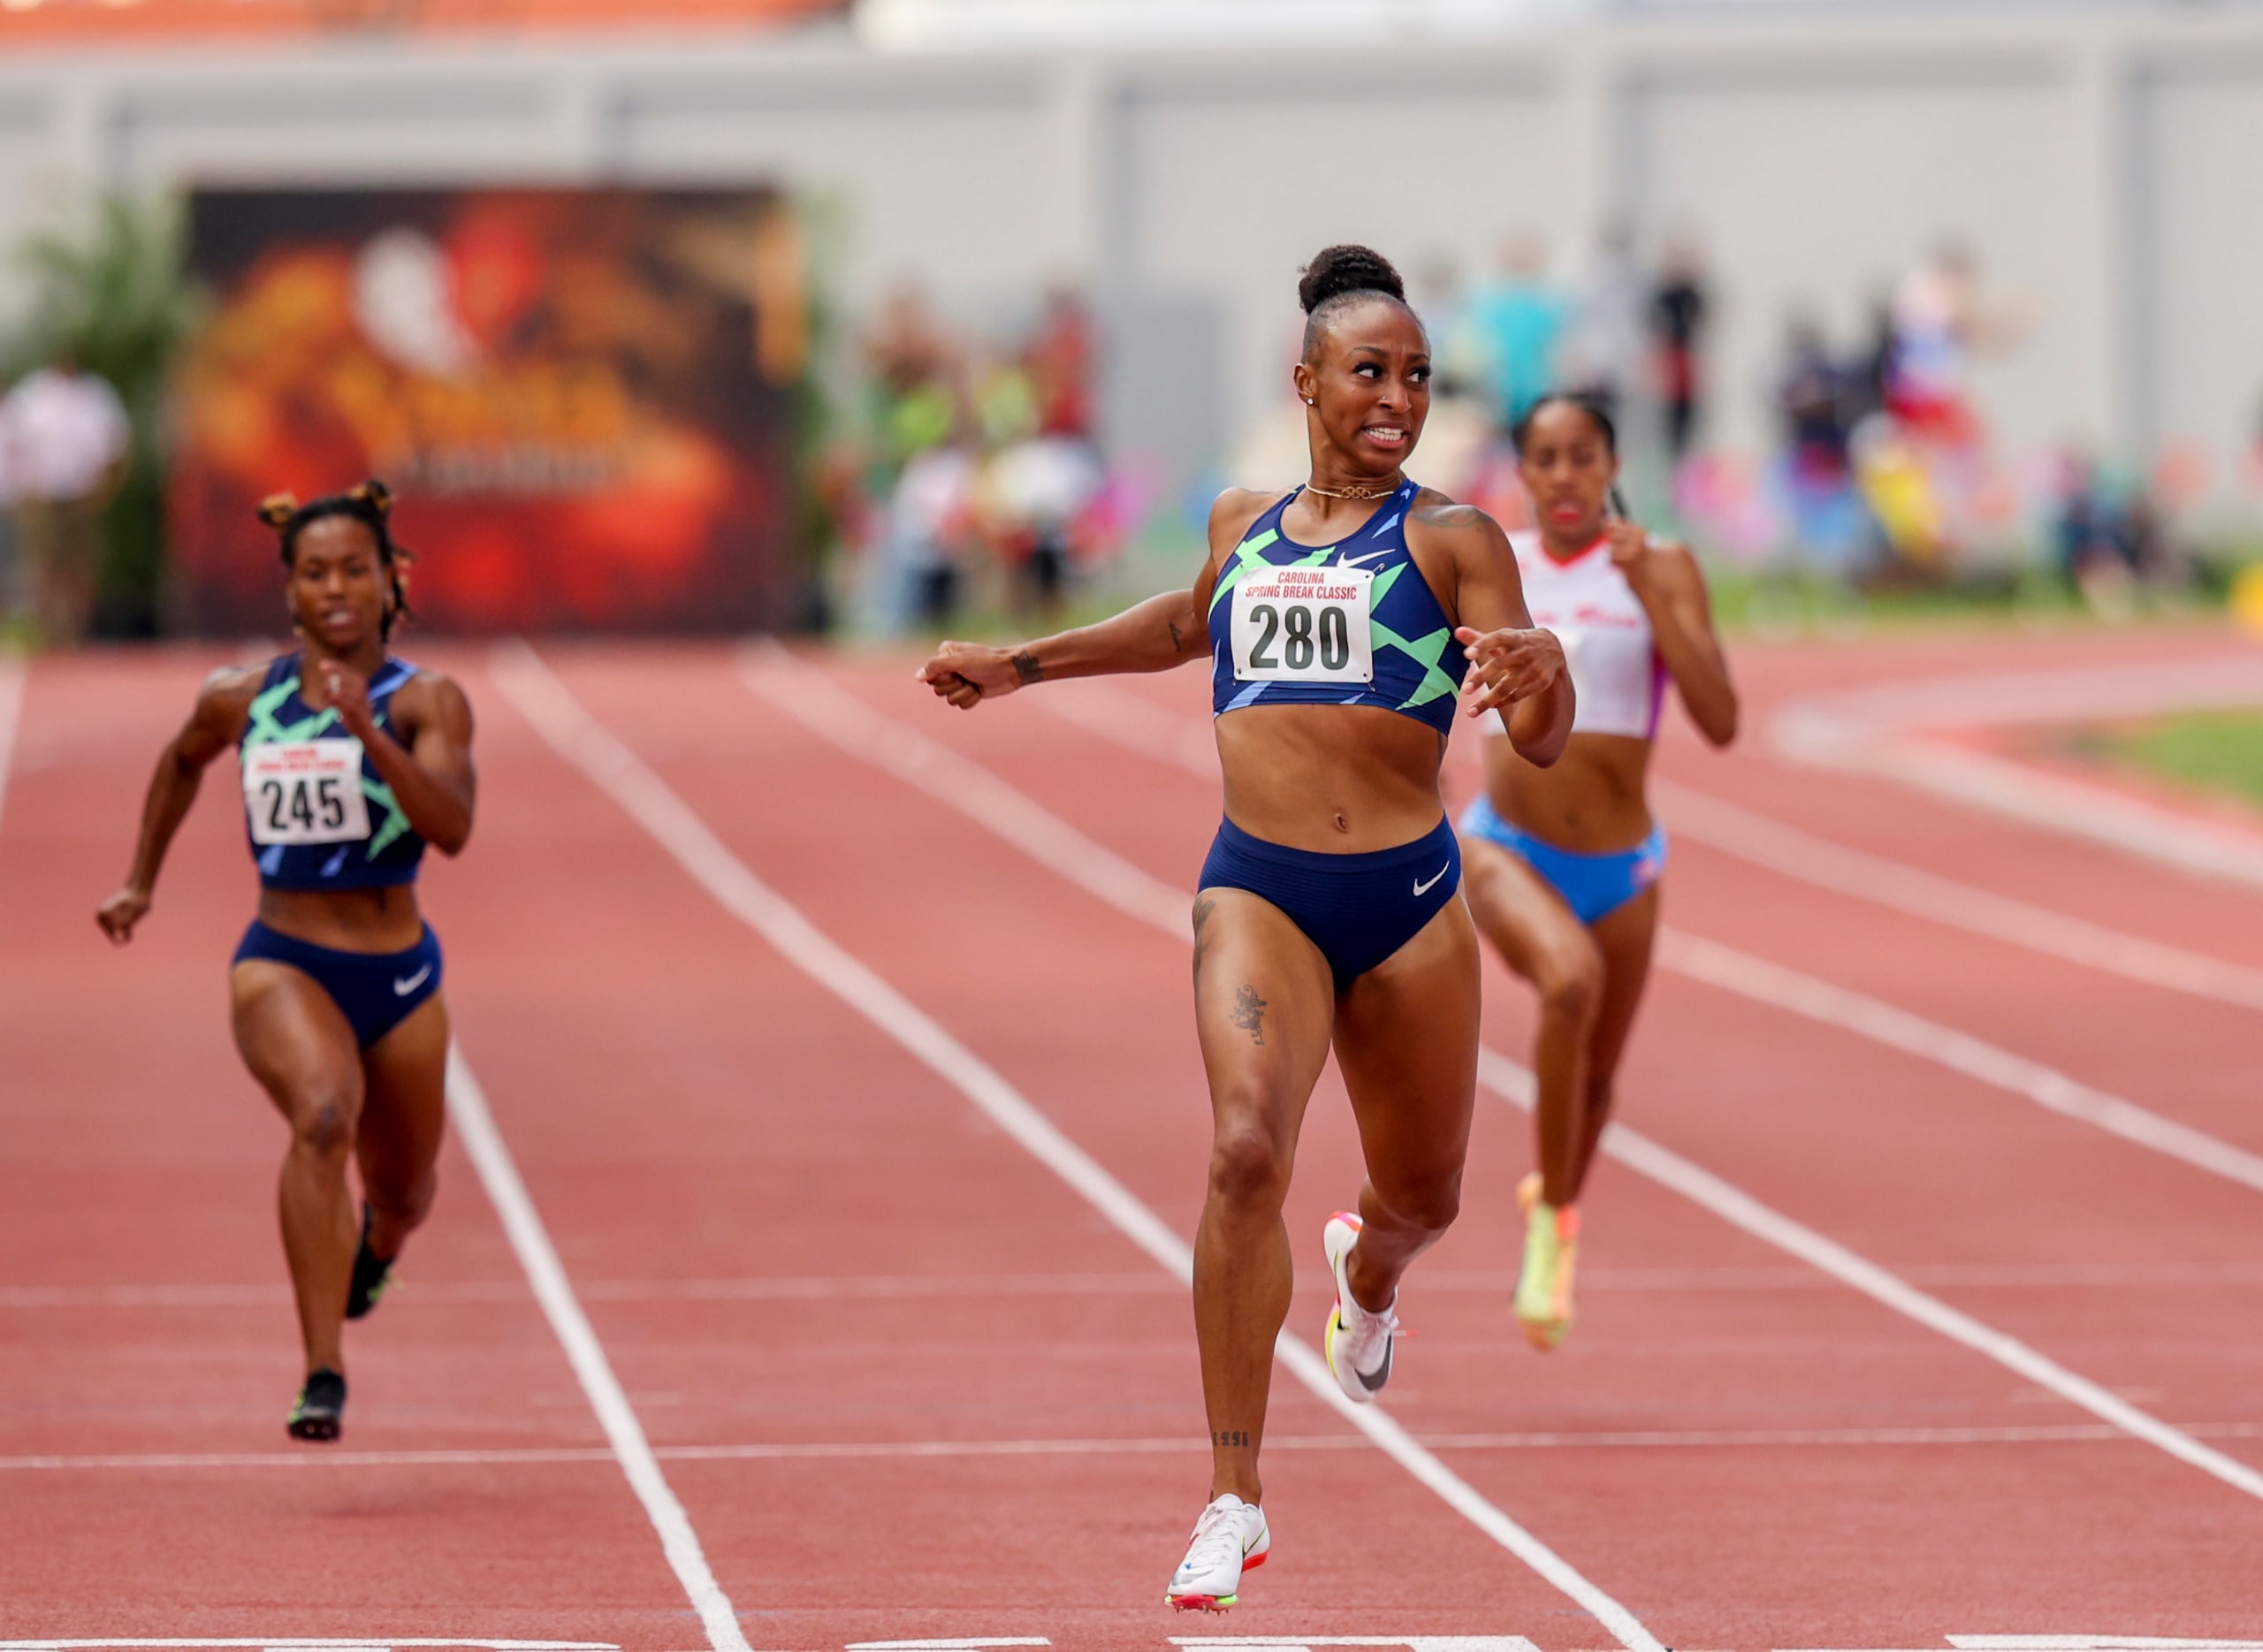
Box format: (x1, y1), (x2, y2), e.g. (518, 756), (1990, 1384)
(1483, 532), (1666, 742)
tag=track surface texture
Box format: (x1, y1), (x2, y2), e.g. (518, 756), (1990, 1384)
(4, 620), (2260, 1652)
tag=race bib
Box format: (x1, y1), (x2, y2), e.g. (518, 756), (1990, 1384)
(243, 740), (371, 848)
(1230, 566), (1373, 683)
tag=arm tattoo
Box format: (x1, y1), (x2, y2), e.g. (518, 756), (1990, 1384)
(1168, 619), (1185, 653)
(1231, 984), (1267, 1046)
(1214, 1429), (1252, 1449)
(1010, 649), (1044, 686)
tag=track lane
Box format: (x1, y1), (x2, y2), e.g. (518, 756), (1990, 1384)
(0, 651), (717, 1646)
(749, 646), (2263, 1642)
(498, 642), (1665, 1651)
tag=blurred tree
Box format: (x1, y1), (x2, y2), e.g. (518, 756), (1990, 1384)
(7, 193), (203, 638)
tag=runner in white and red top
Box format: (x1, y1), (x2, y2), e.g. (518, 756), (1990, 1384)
(1457, 392), (1740, 1353)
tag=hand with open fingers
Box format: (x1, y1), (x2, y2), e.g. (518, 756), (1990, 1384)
(1453, 624), (1568, 720)
(917, 640), (1022, 711)
(95, 886), (151, 946)
(312, 659), (377, 739)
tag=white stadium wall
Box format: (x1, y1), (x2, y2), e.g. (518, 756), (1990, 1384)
(2, 11), (2260, 517)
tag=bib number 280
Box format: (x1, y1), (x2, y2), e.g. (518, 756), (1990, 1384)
(1230, 567), (1373, 684)
(242, 740), (371, 848)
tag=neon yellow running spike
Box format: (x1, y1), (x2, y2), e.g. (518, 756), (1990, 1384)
(1514, 1170), (1580, 1351)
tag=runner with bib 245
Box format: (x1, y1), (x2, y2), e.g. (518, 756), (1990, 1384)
(918, 244), (1573, 1613)
(96, 482), (476, 1443)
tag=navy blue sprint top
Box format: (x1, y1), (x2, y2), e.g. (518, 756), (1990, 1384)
(238, 653), (427, 891)
(1208, 478), (1466, 738)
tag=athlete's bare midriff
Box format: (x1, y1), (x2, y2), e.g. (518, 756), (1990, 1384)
(256, 883), (427, 954)
(1485, 730), (1653, 851)
(1216, 703), (1449, 853)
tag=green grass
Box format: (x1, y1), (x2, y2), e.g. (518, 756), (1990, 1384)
(2075, 712), (2263, 810)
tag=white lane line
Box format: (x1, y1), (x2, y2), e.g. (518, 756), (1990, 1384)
(1650, 776), (2263, 1012)
(1789, 727), (2263, 895)
(1770, 653), (2263, 895)
(1048, 678), (2263, 1008)
(446, 1049), (752, 1652)
(1029, 680), (2263, 1200)
(18, 1258), (2263, 1310)
(0, 651), (24, 842)
(769, 651), (2263, 1510)
(1656, 930), (2263, 1198)
(12, 1420), (2263, 1474)
(494, 642), (1665, 1652)
(1485, 1050), (2263, 1506)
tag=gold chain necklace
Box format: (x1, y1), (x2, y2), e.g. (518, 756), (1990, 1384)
(1303, 475), (1404, 501)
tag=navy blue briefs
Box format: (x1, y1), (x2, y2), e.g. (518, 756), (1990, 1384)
(232, 921), (443, 1050)
(1198, 816), (1461, 992)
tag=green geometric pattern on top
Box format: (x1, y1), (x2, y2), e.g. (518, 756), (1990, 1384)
(1208, 528), (1339, 616)
(241, 671), (408, 860)
(1366, 563), (1461, 710)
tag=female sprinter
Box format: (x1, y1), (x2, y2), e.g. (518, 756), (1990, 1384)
(1457, 393), (1737, 1352)
(96, 483), (475, 1442)
(918, 246), (1573, 1612)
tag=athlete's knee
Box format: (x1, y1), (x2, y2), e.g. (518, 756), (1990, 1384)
(290, 1091), (359, 1161)
(1207, 1117), (1292, 1214)
(1375, 1166), (1463, 1236)
(371, 1167), (438, 1229)
(1536, 940), (1604, 1029)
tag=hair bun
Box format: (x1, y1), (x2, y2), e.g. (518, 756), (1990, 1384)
(348, 478), (393, 515)
(1299, 244), (1406, 316)
(257, 493), (299, 529)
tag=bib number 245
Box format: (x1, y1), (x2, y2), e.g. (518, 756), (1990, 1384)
(242, 739), (372, 848)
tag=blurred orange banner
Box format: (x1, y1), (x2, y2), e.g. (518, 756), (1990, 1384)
(172, 187), (812, 636)
(0, 0), (841, 45)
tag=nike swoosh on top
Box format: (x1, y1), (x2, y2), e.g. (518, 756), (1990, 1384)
(1338, 546), (1396, 567)
(392, 964), (433, 996)
(1413, 864), (1450, 896)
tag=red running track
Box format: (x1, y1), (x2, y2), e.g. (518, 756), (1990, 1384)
(2, 623), (2259, 1651)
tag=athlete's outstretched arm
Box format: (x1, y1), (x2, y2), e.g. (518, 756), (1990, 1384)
(918, 490), (1261, 709)
(1605, 524), (1738, 747)
(307, 659), (477, 855)
(1430, 505), (1574, 767)
(96, 668), (259, 944)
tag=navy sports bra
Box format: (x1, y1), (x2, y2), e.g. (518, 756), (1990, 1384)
(237, 653), (426, 892)
(1208, 479), (1466, 738)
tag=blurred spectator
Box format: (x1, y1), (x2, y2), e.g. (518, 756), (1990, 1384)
(980, 289), (1104, 620)
(1024, 285), (1094, 439)
(893, 439), (979, 628)
(1650, 237), (1710, 463)
(0, 349), (131, 643)
(1885, 239), (2023, 452)
(2054, 448), (2169, 613)
(847, 282), (1116, 634)
(1467, 233), (1566, 432)
(1773, 310), (1875, 576)
(1562, 225), (1647, 424)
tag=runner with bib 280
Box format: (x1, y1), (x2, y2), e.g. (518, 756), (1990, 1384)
(96, 482), (476, 1443)
(918, 245), (1573, 1613)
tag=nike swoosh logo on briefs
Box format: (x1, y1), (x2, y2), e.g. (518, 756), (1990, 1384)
(392, 964), (433, 996)
(1413, 864), (1450, 896)
(1338, 546), (1396, 567)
